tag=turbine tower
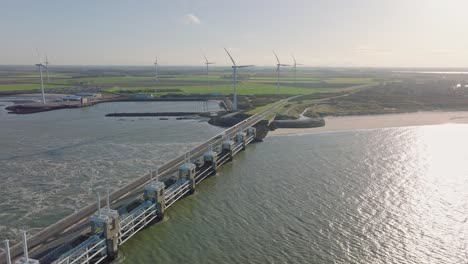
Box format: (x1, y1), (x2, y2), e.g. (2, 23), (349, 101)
(292, 55), (303, 87)
(224, 48), (254, 111)
(44, 53), (50, 82)
(154, 57), (159, 84)
(273, 51), (290, 96)
(204, 55), (215, 88)
(35, 60), (46, 104)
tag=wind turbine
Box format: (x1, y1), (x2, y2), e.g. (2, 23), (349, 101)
(273, 51), (290, 96)
(204, 55), (215, 87)
(35, 54), (46, 104)
(153, 57), (159, 84)
(224, 48), (254, 111)
(44, 53), (50, 82)
(292, 55), (303, 87)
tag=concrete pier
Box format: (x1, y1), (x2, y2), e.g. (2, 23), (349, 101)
(222, 140), (235, 161)
(203, 150), (218, 175)
(90, 195), (120, 260)
(179, 163), (196, 195)
(236, 132), (247, 150)
(144, 180), (166, 221)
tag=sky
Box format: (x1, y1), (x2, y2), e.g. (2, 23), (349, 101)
(1, 0), (468, 67)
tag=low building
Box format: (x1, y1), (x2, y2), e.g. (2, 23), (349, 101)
(133, 94), (154, 99)
(62, 95), (82, 101)
(76, 93), (102, 98)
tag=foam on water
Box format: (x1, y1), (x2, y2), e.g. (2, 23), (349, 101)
(0, 101), (224, 243)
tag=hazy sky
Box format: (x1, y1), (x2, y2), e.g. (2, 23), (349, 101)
(2, 0), (468, 67)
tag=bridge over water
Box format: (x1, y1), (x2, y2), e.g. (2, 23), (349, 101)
(1, 98), (289, 264)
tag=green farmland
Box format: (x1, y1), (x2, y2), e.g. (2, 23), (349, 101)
(0, 66), (378, 97)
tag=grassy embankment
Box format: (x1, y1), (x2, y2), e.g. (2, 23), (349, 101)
(257, 75), (468, 119)
(246, 82), (378, 119)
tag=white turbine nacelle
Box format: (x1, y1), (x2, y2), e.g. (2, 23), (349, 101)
(273, 50), (291, 96)
(204, 55), (215, 66)
(224, 48), (254, 111)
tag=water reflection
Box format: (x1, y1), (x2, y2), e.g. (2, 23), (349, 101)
(118, 124), (468, 264)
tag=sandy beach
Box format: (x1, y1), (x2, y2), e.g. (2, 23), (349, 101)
(269, 111), (468, 136)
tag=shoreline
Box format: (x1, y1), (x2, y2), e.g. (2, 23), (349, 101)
(269, 111), (468, 136)
(1, 93), (227, 114)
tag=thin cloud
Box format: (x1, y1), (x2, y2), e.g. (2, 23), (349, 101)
(184, 14), (201, 25)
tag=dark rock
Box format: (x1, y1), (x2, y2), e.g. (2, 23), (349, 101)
(270, 117), (325, 128)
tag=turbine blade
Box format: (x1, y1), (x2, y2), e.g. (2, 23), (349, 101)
(237, 65), (254, 68)
(35, 48), (42, 63)
(292, 55), (296, 65)
(204, 55), (208, 64)
(224, 48), (236, 66)
(279, 64), (291, 66)
(273, 50), (280, 64)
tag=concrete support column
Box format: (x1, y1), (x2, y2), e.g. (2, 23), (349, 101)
(90, 195), (120, 260)
(247, 127), (256, 138)
(144, 180), (166, 221)
(203, 151), (218, 175)
(179, 163), (196, 194)
(236, 132), (247, 150)
(222, 140), (235, 161)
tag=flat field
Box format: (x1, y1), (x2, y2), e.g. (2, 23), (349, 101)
(0, 66), (378, 96)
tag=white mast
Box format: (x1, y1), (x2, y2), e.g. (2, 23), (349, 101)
(292, 55), (303, 87)
(273, 50), (291, 97)
(44, 53), (50, 82)
(154, 57), (159, 84)
(4, 240), (11, 264)
(22, 232), (29, 263)
(224, 48), (254, 111)
(35, 63), (46, 104)
(96, 193), (101, 216)
(204, 55), (215, 88)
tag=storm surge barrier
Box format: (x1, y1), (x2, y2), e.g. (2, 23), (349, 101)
(1, 98), (289, 264)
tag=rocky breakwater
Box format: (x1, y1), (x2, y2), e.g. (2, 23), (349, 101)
(5, 102), (81, 114)
(209, 111), (326, 140)
(270, 117), (325, 129)
(209, 112), (271, 141)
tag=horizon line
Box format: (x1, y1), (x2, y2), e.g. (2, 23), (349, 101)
(2, 64), (468, 69)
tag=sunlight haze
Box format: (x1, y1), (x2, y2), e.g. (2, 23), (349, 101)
(2, 0), (468, 67)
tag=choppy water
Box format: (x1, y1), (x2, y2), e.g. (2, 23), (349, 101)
(117, 125), (468, 264)
(2, 102), (468, 264)
(0, 101), (223, 242)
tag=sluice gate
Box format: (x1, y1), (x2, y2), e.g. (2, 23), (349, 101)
(4, 128), (257, 264)
(2, 98), (291, 264)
